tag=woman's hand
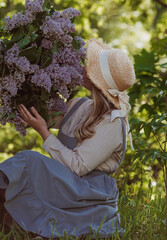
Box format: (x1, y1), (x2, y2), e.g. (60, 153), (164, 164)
(18, 104), (51, 140)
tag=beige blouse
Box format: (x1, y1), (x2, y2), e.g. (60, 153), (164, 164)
(42, 97), (124, 177)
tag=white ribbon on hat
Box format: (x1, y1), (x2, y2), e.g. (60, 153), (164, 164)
(99, 50), (134, 150)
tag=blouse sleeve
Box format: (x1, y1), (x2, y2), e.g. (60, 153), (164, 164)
(42, 118), (123, 177)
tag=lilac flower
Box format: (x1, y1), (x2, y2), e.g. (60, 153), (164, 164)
(31, 70), (52, 92)
(2, 75), (18, 96)
(25, 0), (44, 14)
(13, 71), (26, 88)
(15, 57), (31, 73)
(40, 17), (63, 39)
(51, 11), (61, 20)
(10, 113), (26, 136)
(59, 34), (73, 47)
(57, 48), (78, 65)
(1, 93), (12, 114)
(41, 38), (53, 49)
(61, 8), (80, 19)
(4, 13), (32, 31)
(47, 95), (67, 114)
(29, 64), (40, 74)
(59, 18), (76, 33)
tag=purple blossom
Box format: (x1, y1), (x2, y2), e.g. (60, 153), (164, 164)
(1, 93), (12, 114)
(41, 38), (53, 49)
(25, 0), (44, 14)
(4, 43), (19, 70)
(57, 48), (78, 65)
(40, 17), (63, 40)
(47, 95), (67, 114)
(10, 113), (26, 136)
(15, 57), (31, 73)
(60, 34), (73, 47)
(13, 71), (26, 88)
(51, 11), (61, 20)
(2, 75), (18, 96)
(59, 18), (76, 33)
(29, 64), (40, 74)
(4, 13), (32, 31)
(61, 8), (80, 19)
(31, 70), (52, 92)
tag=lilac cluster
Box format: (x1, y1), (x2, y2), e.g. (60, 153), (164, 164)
(46, 95), (67, 115)
(40, 8), (80, 47)
(4, 0), (44, 31)
(25, 0), (44, 14)
(41, 38), (53, 50)
(0, 1), (85, 136)
(31, 69), (52, 92)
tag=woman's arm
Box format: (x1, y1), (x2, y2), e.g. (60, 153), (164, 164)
(42, 118), (123, 177)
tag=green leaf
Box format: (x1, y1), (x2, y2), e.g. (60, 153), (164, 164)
(73, 38), (81, 51)
(11, 32), (25, 43)
(134, 50), (157, 72)
(152, 151), (159, 162)
(49, 120), (56, 128)
(41, 90), (47, 101)
(0, 111), (6, 119)
(40, 55), (52, 68)
(51, 41), (59, 55)
(19, 46), (37, 63)
(28, 24), (38, 35)
(142, 152), (152, 163)
(51, 111), (62, 118)
(36, 46), (42, 64)
(18, 35), (31, 49)
(31, 33), (38, 42)
(160, 62), (167, 68)
(144, 125), (152, 138)
(6, 112), (16, 120)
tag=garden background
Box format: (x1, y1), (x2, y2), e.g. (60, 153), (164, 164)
(0, 0), (166, 239)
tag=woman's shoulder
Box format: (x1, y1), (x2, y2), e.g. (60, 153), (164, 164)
(66, 97), (92, 112)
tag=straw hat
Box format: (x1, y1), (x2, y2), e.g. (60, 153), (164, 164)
(85, 38), (135, 110)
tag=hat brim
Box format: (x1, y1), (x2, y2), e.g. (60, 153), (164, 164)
(85, 38), (120, 109)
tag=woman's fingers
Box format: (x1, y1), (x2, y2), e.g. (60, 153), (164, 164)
(31, 107), (40, 118)
(18, 104), (33, 120)
(18, 117), (28, 125)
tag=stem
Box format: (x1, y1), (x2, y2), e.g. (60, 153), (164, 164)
(164, 131), (167, 152)
(153, 131), (165, 152)
(155, 0), (167, 8)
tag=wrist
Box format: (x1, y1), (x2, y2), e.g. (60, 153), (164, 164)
(37, 128), (51, 141)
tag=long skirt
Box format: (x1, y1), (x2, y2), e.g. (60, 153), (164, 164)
(0, 150), (120, 238)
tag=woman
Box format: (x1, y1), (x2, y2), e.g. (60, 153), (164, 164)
(0, 38), (135, 238)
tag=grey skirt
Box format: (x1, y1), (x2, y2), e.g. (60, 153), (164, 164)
(0, 150), (120, 238)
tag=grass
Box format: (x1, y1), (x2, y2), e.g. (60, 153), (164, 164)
(0, 188), (166, 240)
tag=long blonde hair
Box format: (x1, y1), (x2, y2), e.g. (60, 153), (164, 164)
(74, 86), (115, 143)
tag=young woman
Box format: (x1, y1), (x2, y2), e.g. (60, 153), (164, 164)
(0, 38), (135, 238)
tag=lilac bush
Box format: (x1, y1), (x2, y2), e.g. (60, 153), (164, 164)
(0, 0), (86, 136)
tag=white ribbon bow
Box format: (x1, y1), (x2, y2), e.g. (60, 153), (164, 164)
(108, 89), (134, 150)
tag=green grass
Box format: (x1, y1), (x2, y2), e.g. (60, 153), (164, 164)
(0, 189), (166, 240)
